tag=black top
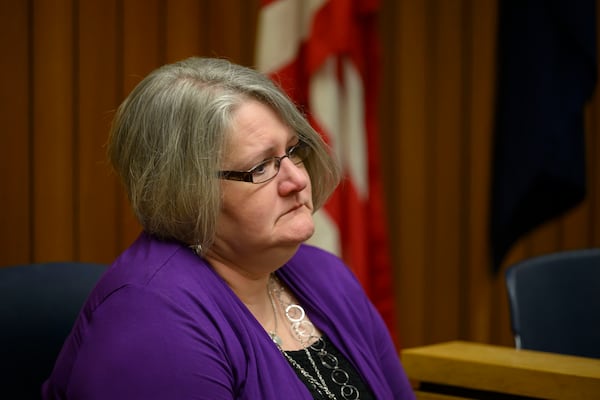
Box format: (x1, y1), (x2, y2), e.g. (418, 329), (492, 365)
(284, 336), (375, 400)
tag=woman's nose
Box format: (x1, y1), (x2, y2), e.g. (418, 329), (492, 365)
(277, 157), (309, 192)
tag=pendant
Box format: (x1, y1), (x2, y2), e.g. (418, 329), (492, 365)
(269, 331), (282, 347)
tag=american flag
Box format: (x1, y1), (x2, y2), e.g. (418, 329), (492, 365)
(256, 0), (397, 342)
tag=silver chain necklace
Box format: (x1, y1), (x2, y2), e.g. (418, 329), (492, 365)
(281, 346), (337, 399)
(268, 275), (360, 400)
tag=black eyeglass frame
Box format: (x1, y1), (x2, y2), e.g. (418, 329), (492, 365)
(217, 140), (310, 184)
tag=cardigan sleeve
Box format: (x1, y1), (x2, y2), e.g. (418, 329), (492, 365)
(335, 262), (416, 400)
(44, 285), (236, 400)
(363, 294), (416, 399)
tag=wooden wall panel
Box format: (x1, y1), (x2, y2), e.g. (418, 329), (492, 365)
(378, 0), (402, 343)
(0, 0), (598, 352)
(78, 0), (120, 262)
(205, 0), (258, 66)
(0, 1), (31, 265)
(393, 0), (429, 348)
(463, 0), (497, 343)
(426, 0), (464, 345)
(122, 0), (164, 73)
(165, 0), (202, 62)
(531, 222), (561, 255)
(561, 203), (589, 249)
(32, 0), (75, 262)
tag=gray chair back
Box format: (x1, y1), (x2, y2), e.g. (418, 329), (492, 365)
(505, 248), (600, 358)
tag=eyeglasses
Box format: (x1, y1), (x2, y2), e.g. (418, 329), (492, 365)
(218, 140), (311, 184)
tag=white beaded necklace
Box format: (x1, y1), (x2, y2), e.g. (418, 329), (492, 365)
(267, 275), (360, 400)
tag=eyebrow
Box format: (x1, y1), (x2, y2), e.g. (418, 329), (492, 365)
(234, 136), (300, 170)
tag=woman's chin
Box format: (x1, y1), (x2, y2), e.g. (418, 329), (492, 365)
(279, 218), (315, 245)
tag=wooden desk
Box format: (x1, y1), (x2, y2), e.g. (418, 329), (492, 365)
(401, 341), (600, 400)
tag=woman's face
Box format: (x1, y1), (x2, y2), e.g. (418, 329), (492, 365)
(210, 99), (314, 267)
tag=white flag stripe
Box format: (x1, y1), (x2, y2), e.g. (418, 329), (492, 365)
(310, 57), (341, 151)
(306, 209), (341, 256)
(310, 58), (369, 199)
(255, 0), (326, 73)
(340, 59), (368, 198)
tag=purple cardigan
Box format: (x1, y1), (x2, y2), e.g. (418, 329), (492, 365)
(43, 233), (415, 399)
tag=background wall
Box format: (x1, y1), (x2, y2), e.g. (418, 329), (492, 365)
(1, 0), (599, 349)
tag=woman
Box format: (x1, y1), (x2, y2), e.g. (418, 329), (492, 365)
(43, 57), (415, 399)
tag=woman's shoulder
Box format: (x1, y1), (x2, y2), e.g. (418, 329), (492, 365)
(90, 233), (225, 315)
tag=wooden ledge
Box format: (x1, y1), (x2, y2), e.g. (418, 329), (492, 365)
(401, 341), (600, 400)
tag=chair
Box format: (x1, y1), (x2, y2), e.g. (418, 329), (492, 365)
(505, 248), (600, 359)
(0, 261), (107, 399)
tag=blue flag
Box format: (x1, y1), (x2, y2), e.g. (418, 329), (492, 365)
(491, 0), (597, 272)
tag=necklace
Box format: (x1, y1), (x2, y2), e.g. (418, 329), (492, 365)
(281, 346), (337, 400)
(268, 275), (361, 400)
(267, 282), (283, 346)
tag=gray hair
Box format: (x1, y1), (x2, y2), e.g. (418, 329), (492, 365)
(107, 57), (340, 250)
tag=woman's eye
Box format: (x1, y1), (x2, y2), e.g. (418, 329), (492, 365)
(289, 142), (308, 163)
(251, 161), (269, 176)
